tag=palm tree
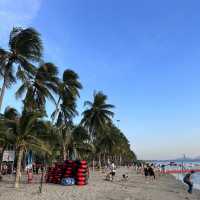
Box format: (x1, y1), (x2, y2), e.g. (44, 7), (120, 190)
(81, 91), (114, 170)
(16, 62), (59, 112)
(0, 107), (19, 170)
(108, 125), (137, 165)
(2, 109), (50, 188)
(68, 125), (93, 160)
(0, 27), (43, 110)
(95, 127), (117, 166)
(52, 69), (82, 160)
(49, 125), (93, 161)
(81, 91), (115, 140)
(52, 69), (82, 123)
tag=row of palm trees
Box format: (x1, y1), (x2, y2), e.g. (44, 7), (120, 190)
(0, 27), (136, 188)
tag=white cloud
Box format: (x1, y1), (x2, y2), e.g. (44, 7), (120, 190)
(0, 0), (42, 45)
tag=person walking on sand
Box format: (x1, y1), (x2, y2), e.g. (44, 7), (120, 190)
(110, 162), (116, 181)
(183, 171), (195, 194)
(148, 164), (156, 181)
(144, 165), (149, 180)
(161, 164), (165, 174)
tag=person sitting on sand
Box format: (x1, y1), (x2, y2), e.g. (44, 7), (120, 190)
(183, 171), (195, 194)
(122, 173), (128, 181)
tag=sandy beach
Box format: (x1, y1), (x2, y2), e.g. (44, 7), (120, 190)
(0, 168), (200, 200)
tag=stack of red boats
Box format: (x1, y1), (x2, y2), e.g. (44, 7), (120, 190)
(46, 163), (64, 184)
(46, 160), (89, 186)
(62, 160), (77, 178)
(75, 160), (89, 185)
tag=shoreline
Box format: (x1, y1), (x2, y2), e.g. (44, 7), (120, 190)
(172, 173), (200, 191)
(0, 167), (200, 200)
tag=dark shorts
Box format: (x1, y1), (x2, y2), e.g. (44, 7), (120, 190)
(110, 172), (115, 176)
(184, 180), (193, 186)
(149, 172), (155, 176)
(144, 172), (149, 177)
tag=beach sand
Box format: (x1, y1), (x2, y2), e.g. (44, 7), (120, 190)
(0, 168), (200, 200)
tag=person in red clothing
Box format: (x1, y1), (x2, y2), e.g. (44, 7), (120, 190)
(27, 169), (33, 183)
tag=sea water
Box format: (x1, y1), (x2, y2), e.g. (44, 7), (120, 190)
(173, 172), (200, 190)
(154, 161), (200, 190)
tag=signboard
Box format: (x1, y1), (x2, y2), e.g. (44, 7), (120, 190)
(2, 150), (15, 162)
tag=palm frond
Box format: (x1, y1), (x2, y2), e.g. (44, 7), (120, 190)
(15, 83), (27, 99)
(9, 27), (43, 61)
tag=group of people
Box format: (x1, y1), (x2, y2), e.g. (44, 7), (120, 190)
(105, 162), (157, 182)
(137, 162), (196, 194)
(143, 164), (156, 180)
(0, 159), (197, 195)
(0, 163), (13, 175)
(135, 163), (158, 180)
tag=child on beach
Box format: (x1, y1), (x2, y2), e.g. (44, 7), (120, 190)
(183, 171), (195, 194)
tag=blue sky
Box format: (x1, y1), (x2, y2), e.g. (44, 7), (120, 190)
(1, 0), (200, 160)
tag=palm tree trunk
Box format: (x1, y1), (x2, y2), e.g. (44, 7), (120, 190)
(15, 147), (23, 188)
(62, 143), (67, 161)
(98, 153), (101, 172)
(114, 155), (117, 164)
(107, 155), (110, 165)
(52, 97), (61, 124)
(103, 152), (106, 167)
(0, 78), (7, 111)
(92, 159), (95, 172)
(119, 154), (122, 166)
